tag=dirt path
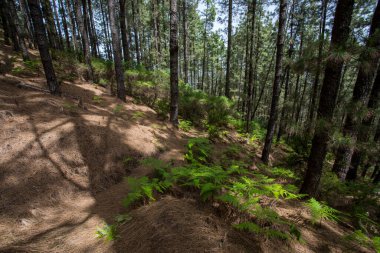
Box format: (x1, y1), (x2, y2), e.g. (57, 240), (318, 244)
(0, 73), (193, 252)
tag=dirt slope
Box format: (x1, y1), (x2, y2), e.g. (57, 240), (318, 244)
(0, 59), (192, 252)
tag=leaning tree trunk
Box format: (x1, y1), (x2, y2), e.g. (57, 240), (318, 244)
(74, 0), (93, 80)
(332, 0), (380, 180)
(261, 0), (287, 164)
(27, 0), (60, 94)
(300, 0), (354, 196)
(108, 0), (126, 101)
(169, 0), (179, 126)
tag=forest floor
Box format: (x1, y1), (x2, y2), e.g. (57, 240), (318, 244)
(0, 43), (375, 252)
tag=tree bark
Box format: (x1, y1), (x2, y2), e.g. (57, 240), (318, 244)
(87, 0), (99, 57)
(131, 0), (141, 65)
(74, 0), (93, 80)
(52, 0), (64, 49)
(300, 0), (354, 196)
(108, 0), (126, 101)
(182, 0), (188, 84)
(6, 0), (30, 60)
(170, 0), (179, 126)
(332, 0), (380, 180)
(0, 1), (11, 45)
(120, 0), (131, 64)
(245, 0), (257, 133)
(66, 0), (78, 51)
(346, 66), (380, 181)
(58, 0), (70, 49)
(261, 0), (287, 164)
(41, 0), (60, 49)
(27, 0), (60, 94)
(225, 0), (232, 98)
(308, 0), (329, 133)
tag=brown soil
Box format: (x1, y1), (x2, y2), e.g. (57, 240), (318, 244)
(0, 43), (375, 253)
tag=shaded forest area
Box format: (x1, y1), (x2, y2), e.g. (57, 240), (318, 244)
(0, 0), (380, 251)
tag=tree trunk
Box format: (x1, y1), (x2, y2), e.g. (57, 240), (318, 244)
(245, 0), (257, 132)
(58, 0), (70, 49)
(120, 0), (131, 64)
(66, 0), (78, 51)
(19, 0), (35, 48)
(27, 0), (60, 94)
(131, 0), (141, 65)
(99, 0), (112, 59)
(108, 0), (126, 101)
(170, 0), (179, 125)
(0, 1), (11, 45)
(6, 0), (30, 60)
(332, 0), (380, 180)
(87, 0), (99, 57)
(52, 0), (64, 48)
(261, 0), (287, 164)
(309, 0), (328, 134)
(300, 0), (354, 196)
(1, 0), (20, 51)
(182, 0), (188, 84)
(225, 0), (232, 98)
(41, 0), (60, 49)
(373, 165), (380, 184)
(74, 0), (93, 80)
(347, 66), (380, 180)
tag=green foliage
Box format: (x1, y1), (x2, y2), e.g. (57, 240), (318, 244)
(141, 157), (169, 171)
(304, 198), (341, 225)
(155, 98), (169, 119)
(24, 60), (40, 72)
(374, 237), (380, 252)
(113, 104), (123, 114)
(178, 120), (192, 132)
(345, 230), (380, 252)
(270, 167), (298, 180)
(99, 78), (109, 87)
(96, 224), (118, 241)
(207, 124), (222, 139)
(132, 111), (145, 120)
(115, 214), (132, 225)
(184, 138), (211, 164)
(122, 176), (171, 208)
(250, 120), (266, 141)
(234, 222), (289, 239)
(62, 102), (77, 111)
(92, 95), (103, 104)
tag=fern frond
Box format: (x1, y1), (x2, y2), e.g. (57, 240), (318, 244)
(305, 198), (341, 225)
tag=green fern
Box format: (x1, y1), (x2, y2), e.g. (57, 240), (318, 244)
(96, 224), (118, 241)
(271, 167), (298, 180)
(217, 193), (242, 209)
(373, 237), (380, 253)
(305, 198), (341, 225)
(234, 222), (289, 239)
(184, 138), (211, 164)
(123, 176), (171, 207)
